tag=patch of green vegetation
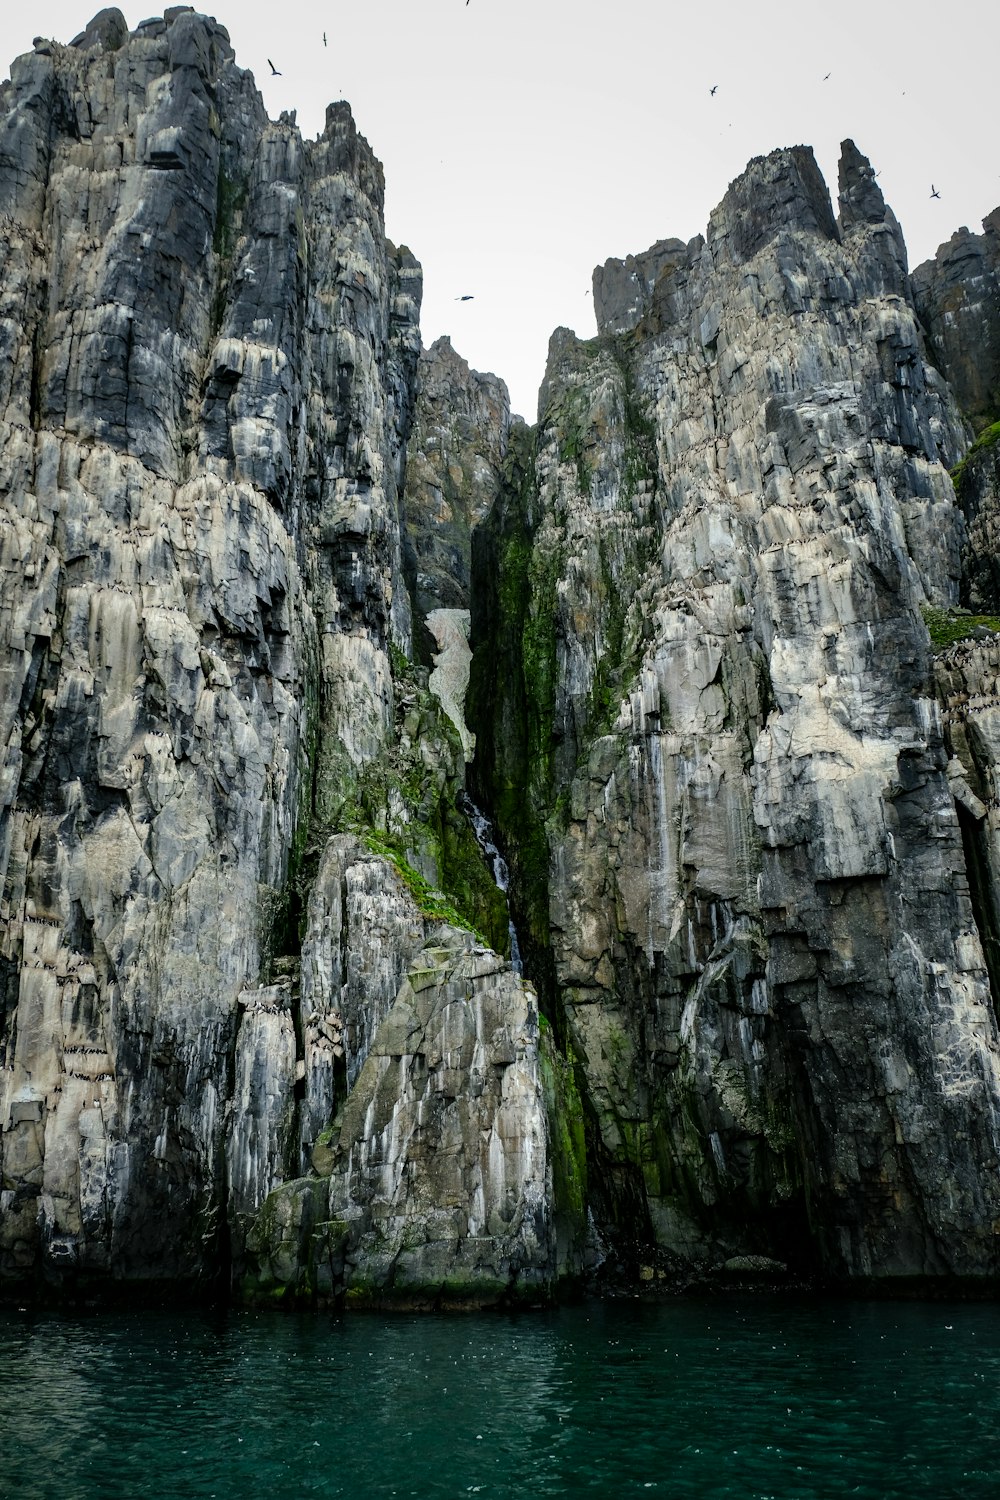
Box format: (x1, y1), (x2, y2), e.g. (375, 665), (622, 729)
(584, 459), (655, 743)
(586, 547), (646, 740)
(389, 641), (411, 680)
(439, 807), (511, 952)
(469, 437), (562, 960)
(951, 420), (1000, 499)
(540, 1029), (588, 1230)
(921, 605), (1000, 652)
(303, 635), (510, 952)
(362, 831), (488, 941)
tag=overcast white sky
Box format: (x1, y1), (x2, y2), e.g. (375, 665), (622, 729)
(4, 2), (996, 417)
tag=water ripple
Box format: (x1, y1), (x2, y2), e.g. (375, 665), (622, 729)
(2, 1296), (999, 1498)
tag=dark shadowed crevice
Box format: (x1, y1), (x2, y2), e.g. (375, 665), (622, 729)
(956, 799), (1000, 1026)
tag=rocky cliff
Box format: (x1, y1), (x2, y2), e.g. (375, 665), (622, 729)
(2, 9), (1000, 1302)
(0, 7), (537, 1301)
(471, 143), (1000, 1284)
(913, 208), (1000, 436)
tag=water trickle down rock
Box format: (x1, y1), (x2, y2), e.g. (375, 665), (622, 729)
(460, 793), (524, 976)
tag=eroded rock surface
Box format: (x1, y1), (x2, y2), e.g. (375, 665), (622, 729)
(402, 337), (509, 655)
(914, 209), (1000, 434)
(245, 838), (556, 1306)
(0, 8), (424, 1286)
(472, 141), (1000, 1283)
(4, 13), (1000, 1302)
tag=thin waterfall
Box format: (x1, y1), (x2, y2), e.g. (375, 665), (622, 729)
(458, 792), (524, 974)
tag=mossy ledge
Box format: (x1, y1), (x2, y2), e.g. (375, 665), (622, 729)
(951, 420), (1000, 499)
(921, 604), (1000, 652)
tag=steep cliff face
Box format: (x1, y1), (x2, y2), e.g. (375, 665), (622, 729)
(913, 209), (1000, 436)
(399, 337), (510, 762)
(4, 10), (1000, 1302)
(471, 143), (1000, 1283)
(403, 336), (510, 628)
(242, 836), (556, 1307)
(0, 8), (531, 1296)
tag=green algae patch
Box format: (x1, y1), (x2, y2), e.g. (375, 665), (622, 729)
(951, 420), (1000, 499)
(921, 605), (1000, 652)
(467, 422), (559, 974)
(540, 1029), (588, 1263)
(361, 831), (489, 943)
(305, 635), (508, 952)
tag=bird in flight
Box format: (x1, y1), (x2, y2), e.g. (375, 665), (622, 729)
(455, 295), (474, 301)
(710, 84), (717, 95)
(268, 58), (281, 75)
(930, 184), (941, 199)
(823, 72), (831, 80)
(323, 31), (327, 46)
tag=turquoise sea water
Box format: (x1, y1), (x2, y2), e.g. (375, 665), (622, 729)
(3, 1294), (999, 1499)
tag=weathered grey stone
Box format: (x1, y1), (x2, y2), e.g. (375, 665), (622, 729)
(0, 10), (422, 1286)
(913, 209), (1000, 434)
(321, 928), (553, 1301)
(402, 336), (509, 667)
(245, 849), (561, 1304)
(953, 428), (1000, 612)
(4, 11), (1000, 1302)
(473, 141), (1000, 1284)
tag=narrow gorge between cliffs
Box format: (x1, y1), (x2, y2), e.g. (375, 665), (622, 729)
(2, 7), (1000, 1318)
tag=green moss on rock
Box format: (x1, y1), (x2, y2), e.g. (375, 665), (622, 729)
(540, 1029), (588, 1258)
(951, 420), (1000, 499)
(921, 605), (1000, 652)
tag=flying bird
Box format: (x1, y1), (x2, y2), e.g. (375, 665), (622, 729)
(268, 58), (281, 75)
(710, 84), (717, 95)
(323, 31), (327, 46)
(823, 72), (831, 80)
(930, 184), (941, 199)
(455, 294), (474, 301)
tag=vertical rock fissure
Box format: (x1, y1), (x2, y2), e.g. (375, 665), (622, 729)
(956, 800), (1000, 1026)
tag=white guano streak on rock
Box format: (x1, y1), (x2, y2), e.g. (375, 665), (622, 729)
(425, 607), (475, 761)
